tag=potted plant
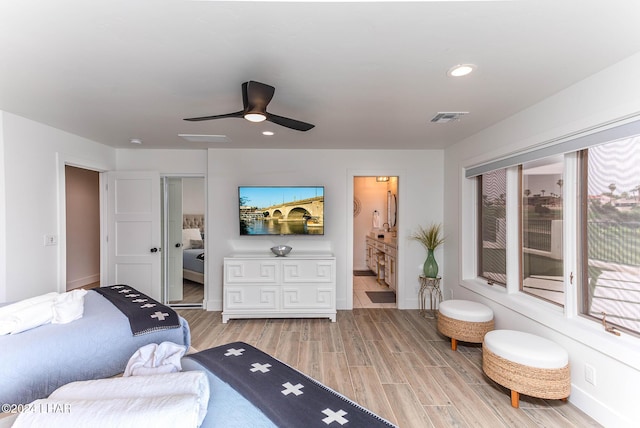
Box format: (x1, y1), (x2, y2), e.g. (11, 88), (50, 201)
(411, 223), (445, 278)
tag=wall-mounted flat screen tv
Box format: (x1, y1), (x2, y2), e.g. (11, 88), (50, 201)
(239, 186), (324, 235)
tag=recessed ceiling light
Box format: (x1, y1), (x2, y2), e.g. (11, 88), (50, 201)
(447, 64), (476, 77)
(262, 131), (275, 136)
(130, 138), (142, 145)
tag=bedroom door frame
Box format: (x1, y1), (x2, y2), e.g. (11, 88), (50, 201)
(56, 153), (111, 294)
(347, 169), (405, 309)
(161, 173), (206, 309)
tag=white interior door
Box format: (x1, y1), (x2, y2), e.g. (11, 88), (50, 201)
(107, 171), (161, 301)
(167, 177), (183, 301)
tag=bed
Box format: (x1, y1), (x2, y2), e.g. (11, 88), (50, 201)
(4, 342), (396, 428)
(0, 288), (191, 407)
(182, 342), (397, 428)
(182, 214), (205, 284)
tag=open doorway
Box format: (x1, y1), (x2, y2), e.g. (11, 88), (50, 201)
(353, 176), (398, 308)
(162, 176), (205, 308)
(65, 166), (100, 291)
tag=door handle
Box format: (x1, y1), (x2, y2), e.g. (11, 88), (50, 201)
(150, 247), (159, 253)
(175, 243), (182, 248)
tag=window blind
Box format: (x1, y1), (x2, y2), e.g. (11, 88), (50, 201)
(465, 115), (640, 178)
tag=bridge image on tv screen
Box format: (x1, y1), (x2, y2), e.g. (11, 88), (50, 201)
(239, 186), (324, 235)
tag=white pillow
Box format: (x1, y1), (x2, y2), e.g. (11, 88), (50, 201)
(182, 228), (202, 249)
(52, 288), (88, 324)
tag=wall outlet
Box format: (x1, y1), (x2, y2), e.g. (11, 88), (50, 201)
(44, 234), (58, 246)
(585, 364), (596, 386)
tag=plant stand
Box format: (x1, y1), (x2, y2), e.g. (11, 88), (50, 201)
(418, 275), (442, 319)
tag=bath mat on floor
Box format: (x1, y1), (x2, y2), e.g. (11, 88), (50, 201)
(354, 270), (376, 276)
(366, 291), (396, 303)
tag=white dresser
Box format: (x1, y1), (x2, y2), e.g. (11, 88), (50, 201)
(222, 252), (336, 323)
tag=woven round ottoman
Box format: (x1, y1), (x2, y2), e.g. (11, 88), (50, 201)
(483, 330), (570, 408)
(437, 300), (494, 351)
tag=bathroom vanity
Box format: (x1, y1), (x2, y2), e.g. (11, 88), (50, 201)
(365, 234), (397, 291)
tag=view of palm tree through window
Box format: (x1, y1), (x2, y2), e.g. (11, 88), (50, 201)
(583, 136), (640, 334)
(521, 156), (564, 305)
(478, 134), (640, 334)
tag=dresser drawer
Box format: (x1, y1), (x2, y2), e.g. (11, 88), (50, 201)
(224, 260), (278, 284)
(282, 260), (334, 283)
(224, 286), (278, 310)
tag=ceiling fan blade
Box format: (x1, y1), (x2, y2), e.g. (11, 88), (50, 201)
(241, 82), (249, 111)
(266, 113), (315, 131)
(245, 81), (275, 112)
(183, 111), (244, 121)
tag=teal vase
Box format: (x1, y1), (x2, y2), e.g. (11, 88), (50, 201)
(423, 249), (438, 278)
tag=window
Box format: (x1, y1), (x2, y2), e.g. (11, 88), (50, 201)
(580, 136), (640, 335)
(478, 169), (507, 285)
(521, 156), (564, 305)
(469, 118), (640, 335)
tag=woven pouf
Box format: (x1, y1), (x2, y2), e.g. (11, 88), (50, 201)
(437, 300), (494, 351)
(483, 330), (570, 408)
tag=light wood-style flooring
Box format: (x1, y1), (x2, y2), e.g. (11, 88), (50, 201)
(169, 279), (204, 305)
(177, 307), (601, 428)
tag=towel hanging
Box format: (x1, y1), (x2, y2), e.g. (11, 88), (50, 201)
(372, 210), (381, 229)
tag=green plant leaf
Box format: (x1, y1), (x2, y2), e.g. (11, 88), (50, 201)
(410, 223), (444, 251)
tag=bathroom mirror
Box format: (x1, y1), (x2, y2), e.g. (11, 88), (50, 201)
(388, 191), (397, 228)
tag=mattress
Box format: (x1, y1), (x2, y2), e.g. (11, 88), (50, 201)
(0, 290), (191, 406)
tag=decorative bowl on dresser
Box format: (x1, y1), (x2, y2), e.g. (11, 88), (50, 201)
(270, 245), (292, 257)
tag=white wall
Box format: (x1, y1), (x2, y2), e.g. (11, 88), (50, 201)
(0, 112), (116, 301)
(183, 177), (205, 215)
(208, 148), (442, 311)
(444, 52), (640, 427)
(0, 113), (6, 302)
(116, 147), (442, 310)
(116, 149), (207, 175)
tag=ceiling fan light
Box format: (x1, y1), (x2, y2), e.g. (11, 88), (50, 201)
(244, 113), (267, 123)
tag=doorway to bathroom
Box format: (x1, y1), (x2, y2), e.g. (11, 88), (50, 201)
(353, 176), (398, 308)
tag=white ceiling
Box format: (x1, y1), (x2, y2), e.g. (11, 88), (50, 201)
(1, 1), (640, 151)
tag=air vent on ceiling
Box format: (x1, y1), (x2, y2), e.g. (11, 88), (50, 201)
(430, 112), (469, 123)
(178, 134), (231, 143)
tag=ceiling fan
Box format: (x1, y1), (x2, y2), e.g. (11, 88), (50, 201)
(184, 81), (315, 132)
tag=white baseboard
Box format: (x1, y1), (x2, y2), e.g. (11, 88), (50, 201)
(205, 299), (222, 311)
(66, 273), (100, 290)
(570, 383), (633, 428)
